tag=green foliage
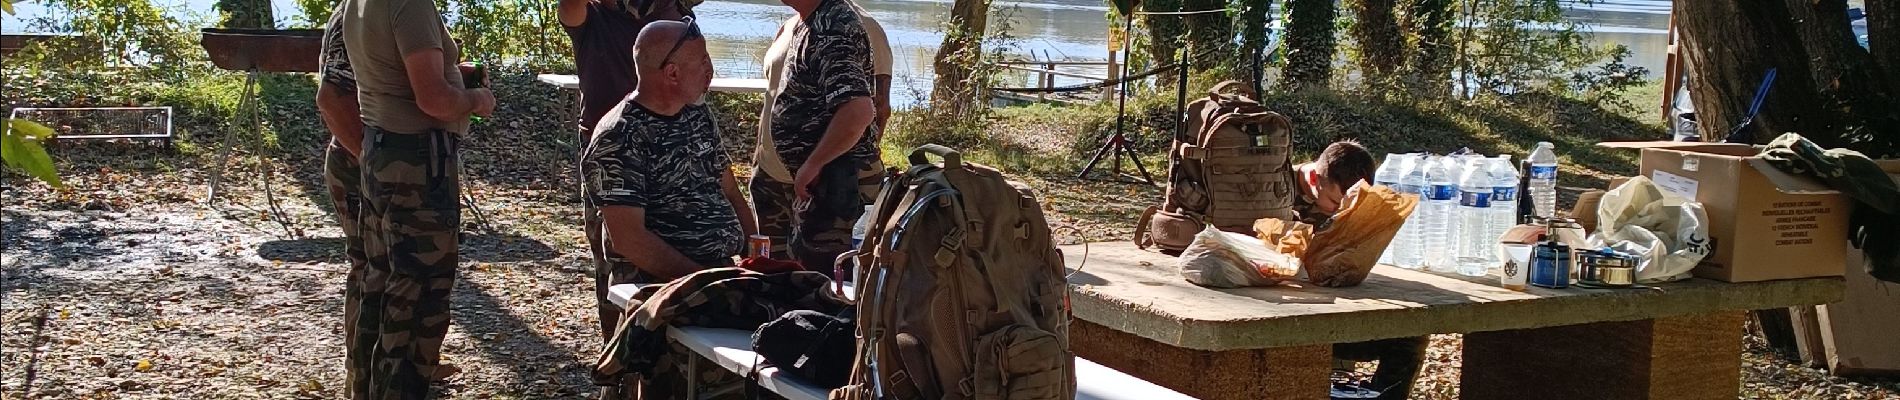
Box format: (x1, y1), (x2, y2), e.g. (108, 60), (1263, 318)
(1454, 0), (1601, 97)
(294, 0), (336, 28)
(1231, 0), (1273, 86)
(895, 7), (1025, 151)
(1398, 0), (1456, 96)
(216, 0), (274, 28)
(1346, 0), (1403, 87)
(0, 0), (59, 187)
(12, 0), (208, 80)
(1567, 45), (1651, 112)
(441, 0), (571, 69)
(1282, 0), (1338, 90)
(2, 119), (63, 187)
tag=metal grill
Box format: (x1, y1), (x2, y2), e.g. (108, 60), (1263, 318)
(6, 107), (174, 146)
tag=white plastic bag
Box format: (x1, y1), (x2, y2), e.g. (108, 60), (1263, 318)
(1586, 176), (1713, 283)
(1180, 225), (1300, 288)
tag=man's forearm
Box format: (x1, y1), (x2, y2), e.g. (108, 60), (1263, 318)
(612, 226), (704, 280)
(806, 98), (875, 169)
(722, 171), (758, 237)
(316, 82), (365, 155)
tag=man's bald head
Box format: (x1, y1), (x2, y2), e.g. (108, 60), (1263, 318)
(630, 18), (712, 104)
(633, 19), (704, 76)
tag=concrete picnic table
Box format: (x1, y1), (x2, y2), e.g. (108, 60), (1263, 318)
(1059, 242), (1844, 400)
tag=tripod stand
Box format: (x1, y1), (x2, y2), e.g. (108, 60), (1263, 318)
(1077, 16), (1157, 185)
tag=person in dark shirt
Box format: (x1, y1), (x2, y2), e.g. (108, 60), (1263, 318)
(752, 0), (882, 272)
(581, 20), (753, 399)
(1288, 140), (1424, 400)
(559, 0), (691, 137)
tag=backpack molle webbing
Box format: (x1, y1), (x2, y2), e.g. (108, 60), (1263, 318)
(1137, 80), (1297, 251)
(832, 144), (1076, 400)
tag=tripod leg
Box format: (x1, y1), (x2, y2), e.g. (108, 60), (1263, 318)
(1077, 134), (1117, 179)
(1123, 140), (1156, 185)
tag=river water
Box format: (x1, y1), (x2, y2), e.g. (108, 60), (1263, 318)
(6, 0), (1680, 106)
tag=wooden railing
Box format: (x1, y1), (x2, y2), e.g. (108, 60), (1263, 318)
(988, 58), (1118, 103)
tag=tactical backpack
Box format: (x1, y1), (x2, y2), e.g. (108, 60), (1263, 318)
(1136, 80), (1296, 251)
(832, 145), (1075, 400)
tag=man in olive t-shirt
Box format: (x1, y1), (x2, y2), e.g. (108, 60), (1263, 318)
(341, 0), (495, 397)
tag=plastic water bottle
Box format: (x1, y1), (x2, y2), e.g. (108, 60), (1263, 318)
(1392, 154), (1428, 268)
(1421, 155), (1461, 272)
(1487, 156), (1520, 274)
(1374, 154), (1408, 266)
(1528, 142), (1559, 218)
(1455, 157), (1495, 276)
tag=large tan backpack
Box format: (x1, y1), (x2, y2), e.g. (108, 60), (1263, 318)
(1136, 81), (1297, 251)
(832, 145), (1075, 400)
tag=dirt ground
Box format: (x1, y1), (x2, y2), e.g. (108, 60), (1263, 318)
(2, 74), (1896, 398)
(4, 166), (1897, 399)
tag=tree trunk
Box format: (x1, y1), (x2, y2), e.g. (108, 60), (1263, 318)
(218, 0), (274, 29)
(930, 0), (991, 115)
(1142, 0), (1187, 88)
(1400, 0), (1455, 96)
(1676, 1), (1832, 146)
(1347, 0), (1403, 86)
(1282, 0), (1337, 91)
(1871, 0), (1900, 84)
(1181, 0), (1232, 71)
(1676, 1), (1896, 156)
(1234, 0), (1273, 88)
(1782, 0), (1900, 155)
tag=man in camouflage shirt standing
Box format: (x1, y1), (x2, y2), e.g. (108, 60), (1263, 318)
(753, 0), (883, 272)
(314, 3), (380, 397)
(341, 0), (496, 397)
(582, 19), (757, 398)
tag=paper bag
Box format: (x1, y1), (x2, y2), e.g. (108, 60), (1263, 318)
(1300, 183), (1418, 287)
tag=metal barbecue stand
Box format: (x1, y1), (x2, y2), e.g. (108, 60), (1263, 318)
(200, 28), (327, 236)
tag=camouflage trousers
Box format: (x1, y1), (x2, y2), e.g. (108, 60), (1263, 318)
(748, 159), (884, 276)
(357, 127), (462, 400)
(326, 141), (376, 399)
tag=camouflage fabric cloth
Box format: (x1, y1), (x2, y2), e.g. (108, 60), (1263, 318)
(1759, 133), (1900, 283)
(749, 159), (884, 273)
(358, 127), (462, 399)
(582, 101), (744, 266)
(325, 141), (378, 398)
(765, 0), (879, 175)
(594, 268), (848, 395)
(317, 7), (381, 397)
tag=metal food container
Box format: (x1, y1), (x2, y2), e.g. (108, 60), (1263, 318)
(1578, 249), (1638, 287)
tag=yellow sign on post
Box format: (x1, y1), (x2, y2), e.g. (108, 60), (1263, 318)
(1108, 24), (1125, 52)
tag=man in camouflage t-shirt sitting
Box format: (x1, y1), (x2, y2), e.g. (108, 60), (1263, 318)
(582, 19), (757, 288)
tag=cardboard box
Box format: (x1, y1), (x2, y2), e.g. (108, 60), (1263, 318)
(1815, 160), (1900, 377)
(1599, 142), (1849, 282)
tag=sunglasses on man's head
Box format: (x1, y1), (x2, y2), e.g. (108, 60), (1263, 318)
(660, 17), (703, 66)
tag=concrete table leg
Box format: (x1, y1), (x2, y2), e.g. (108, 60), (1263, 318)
(1071, 320), (1332, 400)
(1461, 311), (1745, 400)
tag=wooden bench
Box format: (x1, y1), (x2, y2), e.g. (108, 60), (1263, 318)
(606, 283), (1194, 400)
(1060, 242), (1846, 400)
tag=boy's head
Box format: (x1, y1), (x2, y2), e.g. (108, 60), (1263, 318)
(1311, 140), (1376, 213)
